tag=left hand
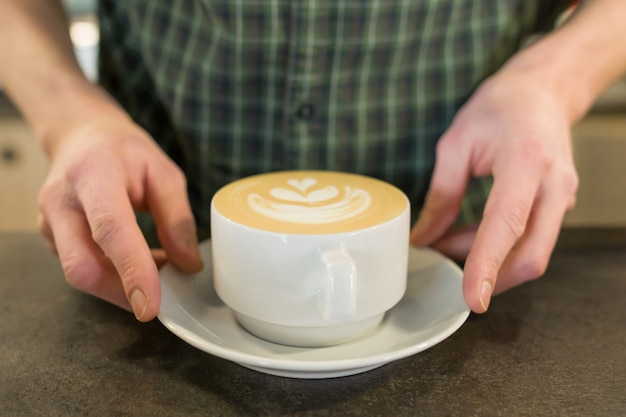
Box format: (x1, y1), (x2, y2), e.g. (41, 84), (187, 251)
(410, 67), (578, 313)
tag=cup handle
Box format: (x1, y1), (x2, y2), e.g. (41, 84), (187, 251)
(319, 243), (357, 322)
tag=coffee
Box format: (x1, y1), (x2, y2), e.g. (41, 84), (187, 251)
(212, 170), (408, 234)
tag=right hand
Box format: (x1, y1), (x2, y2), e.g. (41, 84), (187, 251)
(38, 111), (203, 321)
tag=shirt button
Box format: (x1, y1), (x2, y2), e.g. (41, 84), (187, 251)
(295, 103), (315, 120)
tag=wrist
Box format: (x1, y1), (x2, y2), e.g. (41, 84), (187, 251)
(499, 44), (589, 125)
(501, 1), (626, 124)
(34, 80), (130, 158)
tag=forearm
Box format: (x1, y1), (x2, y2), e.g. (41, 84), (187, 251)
(0, 0), (125, 155)
(499, 0), (626, 123)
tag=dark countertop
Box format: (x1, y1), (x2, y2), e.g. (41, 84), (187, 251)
(1, 229), (625, 416)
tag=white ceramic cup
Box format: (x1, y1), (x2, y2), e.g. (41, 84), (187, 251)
(211, 170), (410, 347)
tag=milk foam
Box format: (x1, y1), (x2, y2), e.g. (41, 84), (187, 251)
(248, 178), (372, 224)
(212, 171), (408, 234)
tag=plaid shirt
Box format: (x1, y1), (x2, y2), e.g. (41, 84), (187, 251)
(97, 0), (569, 244)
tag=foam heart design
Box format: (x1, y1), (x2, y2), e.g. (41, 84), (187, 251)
(287, 178), (317, 193)
(270, 188), (309, 203)
(270, 185), (339, 203)
(302, 186), (339, 203)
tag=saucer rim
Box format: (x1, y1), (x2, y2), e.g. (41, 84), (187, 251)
(158, 241), (470, 376)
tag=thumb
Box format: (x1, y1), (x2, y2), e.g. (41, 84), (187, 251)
(410, 132), (471, 247)
(147, 164), (204, 273)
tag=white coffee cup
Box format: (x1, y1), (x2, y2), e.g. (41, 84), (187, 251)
(211, 170), (410, 347)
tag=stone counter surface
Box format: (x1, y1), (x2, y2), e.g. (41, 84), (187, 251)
(1, 230), (625, 416)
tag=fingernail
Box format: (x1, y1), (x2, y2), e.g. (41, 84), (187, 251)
(130, 289), (148, 321)
(479, 280), (492, 312)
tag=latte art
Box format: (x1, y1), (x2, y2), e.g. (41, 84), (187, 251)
(212, 171), (408, 234)
(248, 178), (372, 224)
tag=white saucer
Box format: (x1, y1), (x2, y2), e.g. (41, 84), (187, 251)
(157, 240), (470, 379)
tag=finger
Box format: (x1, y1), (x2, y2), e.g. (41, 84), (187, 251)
(462, 152), (548, 313)
(37, 213), (57, 254)
(44, 202), (132, 311)
(146, 164), (203, 273)
(75, 172), (161, 322)
(429, 224), (478, 262)
(151, 248), (169, 270)
(410, 132), (471, 247)
(494, 165), (577, 294)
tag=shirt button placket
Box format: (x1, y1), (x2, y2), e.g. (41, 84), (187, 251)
(295, 103), (315, 121)
(284, 3), (322, 169)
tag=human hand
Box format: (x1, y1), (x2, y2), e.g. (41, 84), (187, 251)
(410, 68), (578, 313)
(38, 112), (203, 321)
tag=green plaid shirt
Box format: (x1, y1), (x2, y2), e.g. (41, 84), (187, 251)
(97, 0), (568, 244)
